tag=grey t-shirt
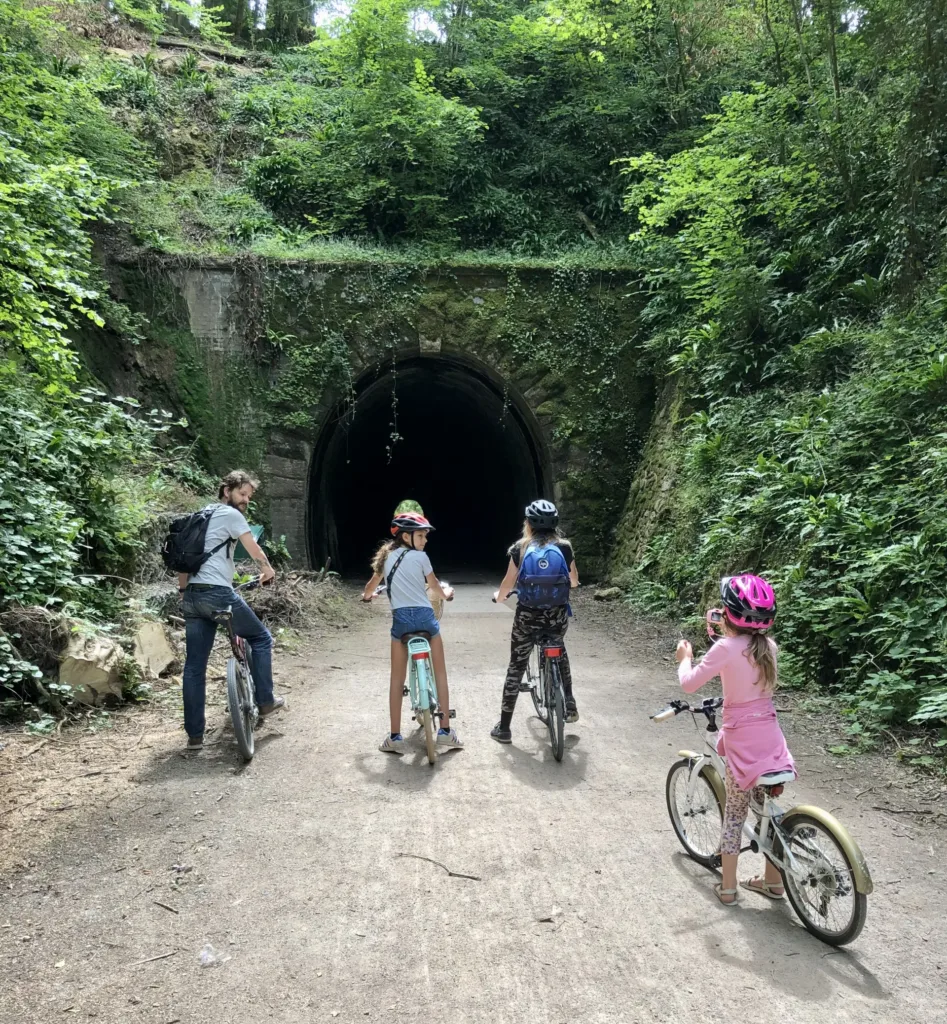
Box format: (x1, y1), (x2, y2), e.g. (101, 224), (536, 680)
(188, 504), (252, 588)
(384, 548), (433, 610)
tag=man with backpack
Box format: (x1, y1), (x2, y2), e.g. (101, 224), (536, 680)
(164, 470), (285, 750)
(490, 500), (580, 744)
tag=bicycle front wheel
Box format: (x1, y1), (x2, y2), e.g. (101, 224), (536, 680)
(777, 812), (868, 946)
(547, 661), (565, 762)
(665, 760), (723, 867)
(227, 657), (255, 762)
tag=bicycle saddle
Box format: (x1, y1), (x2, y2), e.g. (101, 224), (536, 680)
(401, 631), (432, 643)
(756, 769), (795, 787)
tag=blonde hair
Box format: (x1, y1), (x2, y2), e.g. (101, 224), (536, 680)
(726, 621), (778, 693)
(516, 519), (568, 555)
(371, 534), (413, 576)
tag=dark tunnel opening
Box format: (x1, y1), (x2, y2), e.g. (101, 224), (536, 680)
(310, 357), (550, 579)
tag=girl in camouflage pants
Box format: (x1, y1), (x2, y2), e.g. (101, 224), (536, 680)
(492, 500), (580, 743)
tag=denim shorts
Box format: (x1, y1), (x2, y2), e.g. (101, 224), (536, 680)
(391, 606), (440, 640)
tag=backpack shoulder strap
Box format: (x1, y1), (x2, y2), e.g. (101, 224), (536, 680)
(386, 549), (409, 597)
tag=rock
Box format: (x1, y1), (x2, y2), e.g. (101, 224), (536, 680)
(59, 637), (125, 705)
(133, 621), (176, 679)
(593, 587), (623, 602)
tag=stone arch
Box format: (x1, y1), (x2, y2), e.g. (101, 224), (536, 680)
(307, 352), (553, 577)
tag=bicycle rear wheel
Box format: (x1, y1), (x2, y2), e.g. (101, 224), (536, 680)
(547, 661), (565, 762)
(777, 811), (868, 946)
(227, 657), (255, 761)
(529, 647), (548, 722)
(418, 662), (437, 765)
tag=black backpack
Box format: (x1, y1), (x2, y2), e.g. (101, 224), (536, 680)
(162, 505), (230, 575)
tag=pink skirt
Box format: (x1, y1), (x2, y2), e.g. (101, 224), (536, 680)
(717, 696), (795, 791)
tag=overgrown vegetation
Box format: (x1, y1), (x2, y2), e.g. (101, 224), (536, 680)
(2, 0), (947, 750)
(612, 0), (947, 742)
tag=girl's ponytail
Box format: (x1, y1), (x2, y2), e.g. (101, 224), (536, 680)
(748, 632), (778, 693)
(371, 538), (400, 576)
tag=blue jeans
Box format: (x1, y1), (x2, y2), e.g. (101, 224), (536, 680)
(390, 606), (440, 640)
(181, 586), (275, 738)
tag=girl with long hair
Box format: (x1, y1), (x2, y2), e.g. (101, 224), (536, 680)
(676, 573), (795, 905)
(491, 500), (580, 743)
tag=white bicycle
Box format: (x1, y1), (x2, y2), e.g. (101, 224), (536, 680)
(652, 695), (873, 946)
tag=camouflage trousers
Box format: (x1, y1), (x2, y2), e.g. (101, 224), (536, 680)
(501, 605), (573, 714)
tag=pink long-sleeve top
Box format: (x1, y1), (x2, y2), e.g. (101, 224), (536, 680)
(678, 634), (795, 791)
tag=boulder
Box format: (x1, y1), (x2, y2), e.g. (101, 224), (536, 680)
(593, 587), (623, 602)
(59, 637), (125, 705)
(133, 621), (176, 679)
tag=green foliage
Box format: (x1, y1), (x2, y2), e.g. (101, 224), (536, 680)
(615, 0), (947, 732)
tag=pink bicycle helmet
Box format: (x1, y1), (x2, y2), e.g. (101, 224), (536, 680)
(719, 573), (776, 630)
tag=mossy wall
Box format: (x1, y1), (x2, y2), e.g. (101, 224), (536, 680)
(85, 255), (655, 575)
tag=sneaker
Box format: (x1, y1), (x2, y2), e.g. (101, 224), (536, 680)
(380, 733), (406, 754)
(259, 696), (286, 717)
(490, 722), (512, 744)
(436, 728), (464, 750)
(186, 735), (203, 751)
(565, 700), (579, 724)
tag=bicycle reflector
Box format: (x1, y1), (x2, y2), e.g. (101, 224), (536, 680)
(412, 651), (430, 661)
(768, 784), (785, 797)
(544, 647), (563, 657)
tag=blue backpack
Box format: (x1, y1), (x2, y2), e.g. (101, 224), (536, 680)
(517, 543), (571, 609)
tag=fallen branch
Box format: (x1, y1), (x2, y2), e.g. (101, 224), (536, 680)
(127, 950), (177, 967)
(152, 901), (179, 915)
(19, 740), (49, 760)
(872, 806), (936, 815)
(395, 852), (481, 881)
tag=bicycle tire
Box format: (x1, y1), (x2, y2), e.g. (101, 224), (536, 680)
(665, 759), (724, 867)
(418, 660), (437, 764)
(227, 657), (255, 761)
(421, 708), (437, 765)
(529, 647), (548, 722)
(548, 661), (565, 762)
(776, 811), (868, 946)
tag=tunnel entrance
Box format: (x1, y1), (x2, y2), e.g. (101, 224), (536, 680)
(310, 356), (550, 578)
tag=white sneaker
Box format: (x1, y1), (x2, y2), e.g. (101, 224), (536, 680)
(380, 734), (406, 754)
(436, 728), (464, 750)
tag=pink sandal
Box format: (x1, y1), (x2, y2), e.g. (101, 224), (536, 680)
(714, 883), (739, 906)
(740, 877), (784, 900)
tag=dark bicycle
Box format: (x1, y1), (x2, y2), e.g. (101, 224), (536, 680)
(216, 576), (262, 762)
(523, 636), (568, 761)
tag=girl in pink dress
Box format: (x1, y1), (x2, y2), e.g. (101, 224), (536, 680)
(676, 574), (795, 906)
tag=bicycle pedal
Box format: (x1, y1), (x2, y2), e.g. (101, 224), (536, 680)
(403, 687), (409, 696)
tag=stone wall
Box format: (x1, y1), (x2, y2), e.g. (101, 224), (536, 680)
(86, 256), (655, 575)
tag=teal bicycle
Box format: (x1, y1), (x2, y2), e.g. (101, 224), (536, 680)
(403, 633), (454, 764)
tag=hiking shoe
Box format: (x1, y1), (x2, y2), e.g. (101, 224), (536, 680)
(259, 696), (286, 717)
(186, 735), (203, 751)
(436, 728), (464, 750)
(565, 700), (579, 724)
(491, 722), (512, 744)
(380, 734), (406, 754)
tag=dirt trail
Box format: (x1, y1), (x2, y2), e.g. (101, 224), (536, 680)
(1, 586), (945, 1023)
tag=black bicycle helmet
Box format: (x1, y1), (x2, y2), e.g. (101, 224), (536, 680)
(525, 499), (559, 530)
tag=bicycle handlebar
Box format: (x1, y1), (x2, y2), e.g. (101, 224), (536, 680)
(650, 696), (724, 722)
(235, 575), (263, 592)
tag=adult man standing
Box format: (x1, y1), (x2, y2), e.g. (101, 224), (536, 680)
(178, 470), (285, 750)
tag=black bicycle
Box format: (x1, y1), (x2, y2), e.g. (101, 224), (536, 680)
(525, 636), (568, 761)
(216, 577), (261, 762)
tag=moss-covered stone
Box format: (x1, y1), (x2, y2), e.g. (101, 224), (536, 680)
(88, 254), (655, 570)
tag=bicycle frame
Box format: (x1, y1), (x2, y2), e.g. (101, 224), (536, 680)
(406, 636), (437, 715)
(678, 713), (810, 885)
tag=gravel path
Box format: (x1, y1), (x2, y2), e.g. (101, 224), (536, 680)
(1, 585), (944, 1023)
